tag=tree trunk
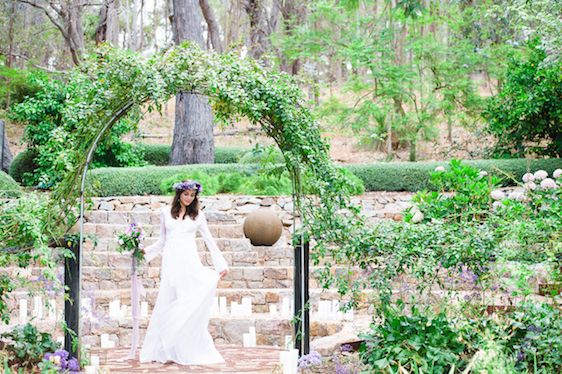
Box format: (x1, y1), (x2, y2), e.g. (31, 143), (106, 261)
(5, 0), (16, 108)
(199, 0), (223, 52)
(0, 121), (14, 173)
(170, 0), (215, 165)
(243, 0), (271, 61)
(225, 0), (240, 47)
(63, 0), (85, 65)
(95, 0), (119, 45)
(277, 0), (306, 75)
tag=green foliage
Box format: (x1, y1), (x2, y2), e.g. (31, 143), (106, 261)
(485, 39), (562, 157)
(359, 303), (469, 373)
(0, 65), (41, 108)
(0, 323), (60, 370)
(135, 143), (248, 165)
(238, 144), (284, 164)
(8, 148), (37, 185)
(347, 158), (561, 192)
(506, 302), (562, 372)
(408, 160), (503, 222)
(0, 170), (20, 198)
(8, 73), (146, 187)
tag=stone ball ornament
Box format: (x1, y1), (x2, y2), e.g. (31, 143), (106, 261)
(243, 209), (283, 246)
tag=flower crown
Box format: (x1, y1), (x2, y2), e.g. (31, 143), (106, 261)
(173, 180), (203, 193)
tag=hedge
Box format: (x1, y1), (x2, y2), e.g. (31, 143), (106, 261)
(88, 164), (260, 196)
(135, 143), (248, 165)
(8, 148), (37, 184)
(88, 158), (561, 196)
(0, 170), (21, 197)
(347, 158), (562, 192)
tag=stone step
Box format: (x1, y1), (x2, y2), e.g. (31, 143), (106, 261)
(82, 223), (248, 239)
(84, 209), (241, 225)
(7, 313), (348, 348)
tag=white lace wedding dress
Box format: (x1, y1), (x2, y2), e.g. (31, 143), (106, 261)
(139, 206), (229, 365)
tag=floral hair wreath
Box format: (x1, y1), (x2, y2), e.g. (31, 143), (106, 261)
(173, 180), (203, 193)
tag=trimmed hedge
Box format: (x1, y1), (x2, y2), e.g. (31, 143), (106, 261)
(8, 148), (38, 184)
(0, 170), (21, 197)
(136, 143), (249, 165)
(88, 158), (561, 196)
(88, 164), (260, 196)
(347, 158), (562, 192)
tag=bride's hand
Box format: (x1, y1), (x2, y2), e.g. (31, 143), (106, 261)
(219, 270), (228, 279)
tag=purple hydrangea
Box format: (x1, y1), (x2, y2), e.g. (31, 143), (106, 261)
(44, 349), (80, 373)
(297, 351), (322, 369)
(340, 344), (354, 353)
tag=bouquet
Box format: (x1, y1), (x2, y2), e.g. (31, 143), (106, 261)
(116, 223), (146, 262)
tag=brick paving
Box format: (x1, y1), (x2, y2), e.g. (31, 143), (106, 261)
(91, 345), (283, 373)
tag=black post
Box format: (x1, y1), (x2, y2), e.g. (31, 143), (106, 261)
(293, 239), (310, 355)
(64, 242), (80, 359)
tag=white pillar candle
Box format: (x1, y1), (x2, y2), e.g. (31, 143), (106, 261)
(230, 301), (240, 316)
(219, 297), (228, 315)
(48, 299), (57, 321)
(56, 336), (64, 346)
(269, 304), (278, 316)
(84, 366), (96, 374)
(287, 349), (299, 374)
(120, 304), (128, 319)
(19, 299), (28, 324)
(211, 297), (219, 315)
(32, 296), (43, 320)
(109, 299), (120, 319)
(284, 335), (293, 350)
(90, 354), (100, 367)
(332, 300), (341, 319)
(281, 297), (291, 316)
(248, 326), (256, 347)
(101, 333), (115, 349)
(243, 333), (251, 347)
(241, 297), (252, 315)
(140, 302), (149, 318)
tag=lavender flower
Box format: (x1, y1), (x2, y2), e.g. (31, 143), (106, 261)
(298, 351), (322, 369)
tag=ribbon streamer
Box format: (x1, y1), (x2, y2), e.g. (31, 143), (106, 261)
(127, 256), (146, 359)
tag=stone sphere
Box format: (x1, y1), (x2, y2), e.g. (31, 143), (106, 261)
(243, 209), (283, 246)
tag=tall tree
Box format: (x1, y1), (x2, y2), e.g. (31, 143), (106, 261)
(17, 0), (85, 65)
(169, 0), (215, 164)
(95, 0), (119, 45)
(199, 0), (223, 52)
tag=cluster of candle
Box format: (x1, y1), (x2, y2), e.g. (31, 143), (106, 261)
(212, 296), (295, 318)
(242, 326), (257, 347)
(279, 349), (299, 374)
(316, 300), (354, 321)
(18, 297), (57, 324)
(100, 333), (115, 349)
(84, 353), (100, 374)
(108, 299), (149, 319)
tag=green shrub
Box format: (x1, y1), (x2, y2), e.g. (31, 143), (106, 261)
(238, 145), (284, 164)
(8, 149), (37, 185)
(136, 143), (248, 165)
(0, 171), (21, 198)
(347, 158), (562, 192)
(0, 323), (60, 370)
(87, 164), (260, 196)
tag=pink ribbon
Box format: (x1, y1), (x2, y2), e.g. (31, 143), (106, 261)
(127, 257), (146, 359)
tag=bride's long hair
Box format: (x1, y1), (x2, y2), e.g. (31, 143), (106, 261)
(171, 181), (200, 220)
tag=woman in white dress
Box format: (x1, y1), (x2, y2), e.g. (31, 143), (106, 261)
(139, 180), (229, 365)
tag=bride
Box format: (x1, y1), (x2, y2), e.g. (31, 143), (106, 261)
(139, 180), (229, 365)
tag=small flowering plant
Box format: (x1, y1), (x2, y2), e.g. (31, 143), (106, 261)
(41, 349), (80, 373)
(298, 351), (323, 370)
(116, 222), (146, 262)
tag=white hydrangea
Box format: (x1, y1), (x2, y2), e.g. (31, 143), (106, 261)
(533, 170), (548, 180)
(479, 171), (488, 178)
(540, 178), (558, 189)
(492, 201), (503, 210)
(490, 189), (506, 200)
(508, 190), (526, 201)
(434, 166), (445, 172)
(525, 182), (537, 191)
(522, 173), (535, 183)
(553, 169), (562, 179)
